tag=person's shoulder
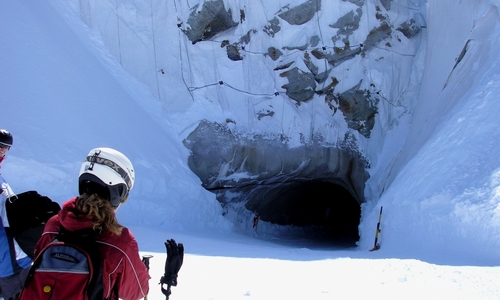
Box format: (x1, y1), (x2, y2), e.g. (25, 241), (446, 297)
(119, 226), (136, 239)
(99, 226), (138, 248)
(41, 214), (61, 234)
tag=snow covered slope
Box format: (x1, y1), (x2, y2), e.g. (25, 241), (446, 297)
(0, 0), (228, 231)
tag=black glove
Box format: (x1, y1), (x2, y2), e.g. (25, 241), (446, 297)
(161, 239), (184, 287)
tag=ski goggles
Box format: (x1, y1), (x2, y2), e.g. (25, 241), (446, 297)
(0, 142), (11, 150)
(79, 173), (129, 209)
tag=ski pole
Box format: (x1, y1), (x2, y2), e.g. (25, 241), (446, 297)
(142, 255), (154, 300)
(369, 206), (383, 251)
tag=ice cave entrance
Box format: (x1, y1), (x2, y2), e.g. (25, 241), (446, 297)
(184, 120), (367, 247)
(242, 180), (361, 246)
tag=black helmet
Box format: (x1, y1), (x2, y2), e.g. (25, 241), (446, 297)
(0, 129), (13, 149)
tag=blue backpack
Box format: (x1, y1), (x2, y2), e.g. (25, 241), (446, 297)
(20, 228), (104, 300)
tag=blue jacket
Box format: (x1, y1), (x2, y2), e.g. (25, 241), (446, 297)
(0, 175), (32, 277)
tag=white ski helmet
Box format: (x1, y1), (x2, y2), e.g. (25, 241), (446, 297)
(78, 147), (135, 208)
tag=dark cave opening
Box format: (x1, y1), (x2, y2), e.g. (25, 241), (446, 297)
(243, 180), (361, 246)
(183, 120), (369, 248)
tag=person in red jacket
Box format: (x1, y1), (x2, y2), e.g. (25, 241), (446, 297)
(33, 147), (149, 300)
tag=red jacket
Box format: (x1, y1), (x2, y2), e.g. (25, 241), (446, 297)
(35, 197), (150, 300)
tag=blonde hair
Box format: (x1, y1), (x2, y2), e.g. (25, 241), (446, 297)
(75, 193), (123, 235)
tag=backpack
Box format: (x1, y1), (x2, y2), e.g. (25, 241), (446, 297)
(5, 190), (61, 258)
(19, 227), (104, 300)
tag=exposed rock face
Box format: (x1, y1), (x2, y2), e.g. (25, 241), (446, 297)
(178, 0), (423, 138)
(267, 47), (283, 61)
(226, 44), (242, 61)
(181, 0), (238, 44)
(397, 19), (422, 39)
(280, 67), (317, 102)
(263, 17), (281, 37)
(277, 0), (321, 25)
(330, 81), (380, 138)
(330, 8), (362, 37)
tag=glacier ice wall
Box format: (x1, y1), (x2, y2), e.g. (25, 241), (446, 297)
(67, 0), (500, 248)
(70, 0), (426, 242)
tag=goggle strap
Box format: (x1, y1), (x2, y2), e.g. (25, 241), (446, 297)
(0, 142), (11, 150)
(86, 154), (132, 190)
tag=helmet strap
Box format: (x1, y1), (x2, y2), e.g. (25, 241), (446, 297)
(88, 150), (102, 171)
(85, 153), (132, 191)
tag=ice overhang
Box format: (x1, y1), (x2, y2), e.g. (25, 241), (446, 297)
(183, 120), (369, 245)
